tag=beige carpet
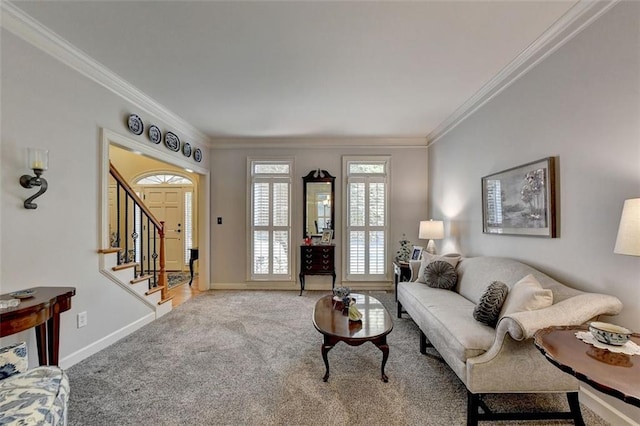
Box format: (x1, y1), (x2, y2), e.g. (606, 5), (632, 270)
(65, 290), (608, 425)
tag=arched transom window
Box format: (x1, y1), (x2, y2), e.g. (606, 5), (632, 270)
(136, 174), (193, 185)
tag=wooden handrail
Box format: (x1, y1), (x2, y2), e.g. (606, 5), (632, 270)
(109, 161), (162, 230)
(109, 161), (168, 302)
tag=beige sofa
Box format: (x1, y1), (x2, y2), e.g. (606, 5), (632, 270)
(396, 256), (623, 426)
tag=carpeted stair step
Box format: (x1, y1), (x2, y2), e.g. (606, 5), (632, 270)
(131, 274), (153, 284)
(112, 262), (138, 271)
(98, 247), (121, 254)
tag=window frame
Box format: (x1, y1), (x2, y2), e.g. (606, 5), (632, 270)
(247, 158), (294, 282)
(342, 156), (390, 282)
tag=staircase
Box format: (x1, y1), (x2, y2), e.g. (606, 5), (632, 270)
(98, 162), (173, 318)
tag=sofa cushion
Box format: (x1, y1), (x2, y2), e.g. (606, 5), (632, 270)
(499, 274), (553, 320)
(424, 260), (458, 290)
(473, 281), (509, 327)
(0, 366), (69, 425)
(0, 342), (28, 379)
(398, 282), (496, 362)
(416, 253), (461, 284)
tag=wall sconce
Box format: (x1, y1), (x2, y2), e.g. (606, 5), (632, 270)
(419, 219), (444, 255)
(20, 148), (49, 209)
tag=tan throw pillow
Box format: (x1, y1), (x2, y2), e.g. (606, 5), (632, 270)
(415, 253), (461, 283)
(499, 274), (553, 320)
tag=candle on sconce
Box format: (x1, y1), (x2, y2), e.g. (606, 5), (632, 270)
(27, 148), (48, 171)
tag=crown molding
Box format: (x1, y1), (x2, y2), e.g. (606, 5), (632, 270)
(1, 1), (211, 146)
(426, 0), (620, 146)
(210, 136), (428, 150)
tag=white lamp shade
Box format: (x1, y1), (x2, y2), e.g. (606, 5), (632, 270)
(614, 198), (640, 256)
(419, 220), (444, 240)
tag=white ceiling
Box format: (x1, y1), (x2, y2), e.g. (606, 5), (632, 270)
(10, 1), (579, 140)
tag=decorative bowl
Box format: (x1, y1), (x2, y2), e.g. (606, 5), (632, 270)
(589, 321), (631, 346)
(9, 289), (36, 299)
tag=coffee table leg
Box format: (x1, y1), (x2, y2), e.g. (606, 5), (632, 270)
(374, 336), (390, 382)
(322, 335), (337, 382)
(321, 344), (332, 381)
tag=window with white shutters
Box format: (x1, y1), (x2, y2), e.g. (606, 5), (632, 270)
(249, 159), (292, 281)
(344, 157), (389, 281)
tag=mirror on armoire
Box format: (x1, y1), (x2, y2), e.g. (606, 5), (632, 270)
(302, 169), (335, 238)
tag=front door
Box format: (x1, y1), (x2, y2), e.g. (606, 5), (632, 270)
(143, 186), (184, 271)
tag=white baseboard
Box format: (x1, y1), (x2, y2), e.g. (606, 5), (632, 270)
(580, 386), (640, 426)
(210, 282), (394, 292)
(59, 313), (155, 369)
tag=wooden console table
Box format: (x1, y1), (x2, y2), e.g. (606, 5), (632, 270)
(534, 325), (640, 408)
(299, 245), (336, 296)
(0, 287), (76, 366)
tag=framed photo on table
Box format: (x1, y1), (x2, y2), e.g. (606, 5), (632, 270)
(320, 229), (333, 244)
(482, 157), (556, 237)
(411, 246), (423, 261)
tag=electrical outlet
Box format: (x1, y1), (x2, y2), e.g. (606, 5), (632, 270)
(77, 311), (88, 328)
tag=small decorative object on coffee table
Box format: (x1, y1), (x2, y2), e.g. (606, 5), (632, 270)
(333, 286), (351, 307)
(333, 286), (351, 299)
(348, 298), (363, 322)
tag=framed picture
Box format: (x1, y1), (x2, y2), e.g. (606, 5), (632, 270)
(482, 157), (556, 237)
(320, 229), (333, 244)
(411, 246), (424, 261)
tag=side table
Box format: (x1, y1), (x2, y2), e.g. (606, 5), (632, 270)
(534, 326), (640, 408)
(0, 287), (76, 366)
(393, 260), (411, 301)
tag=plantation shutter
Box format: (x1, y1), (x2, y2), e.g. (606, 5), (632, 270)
(344, 157), (389, 281)
(250, 160), (292, 281)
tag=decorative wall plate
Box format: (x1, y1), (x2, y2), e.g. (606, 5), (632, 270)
(164, 132), (180, 152)
(194, 148), (202, 162)
(127, 114), (144, 135)
(182, 142), (192, 157)
(148, 125), (162, 144)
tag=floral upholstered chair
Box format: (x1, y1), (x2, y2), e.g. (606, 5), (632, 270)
(0, 342), (70, 425)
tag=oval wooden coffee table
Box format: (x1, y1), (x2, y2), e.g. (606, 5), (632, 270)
(312, 293), (393, 382)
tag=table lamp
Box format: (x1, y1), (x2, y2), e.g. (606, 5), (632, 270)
(419, 220), (444, 255)
(614, 198), (640, 256)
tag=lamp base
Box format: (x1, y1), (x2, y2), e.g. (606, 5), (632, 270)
(426, 240), (437, 255)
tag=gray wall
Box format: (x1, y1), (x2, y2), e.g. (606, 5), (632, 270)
(210, 143), (428, 289)
(428, 2), (639, 420)
(0, 31), (209, 364)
